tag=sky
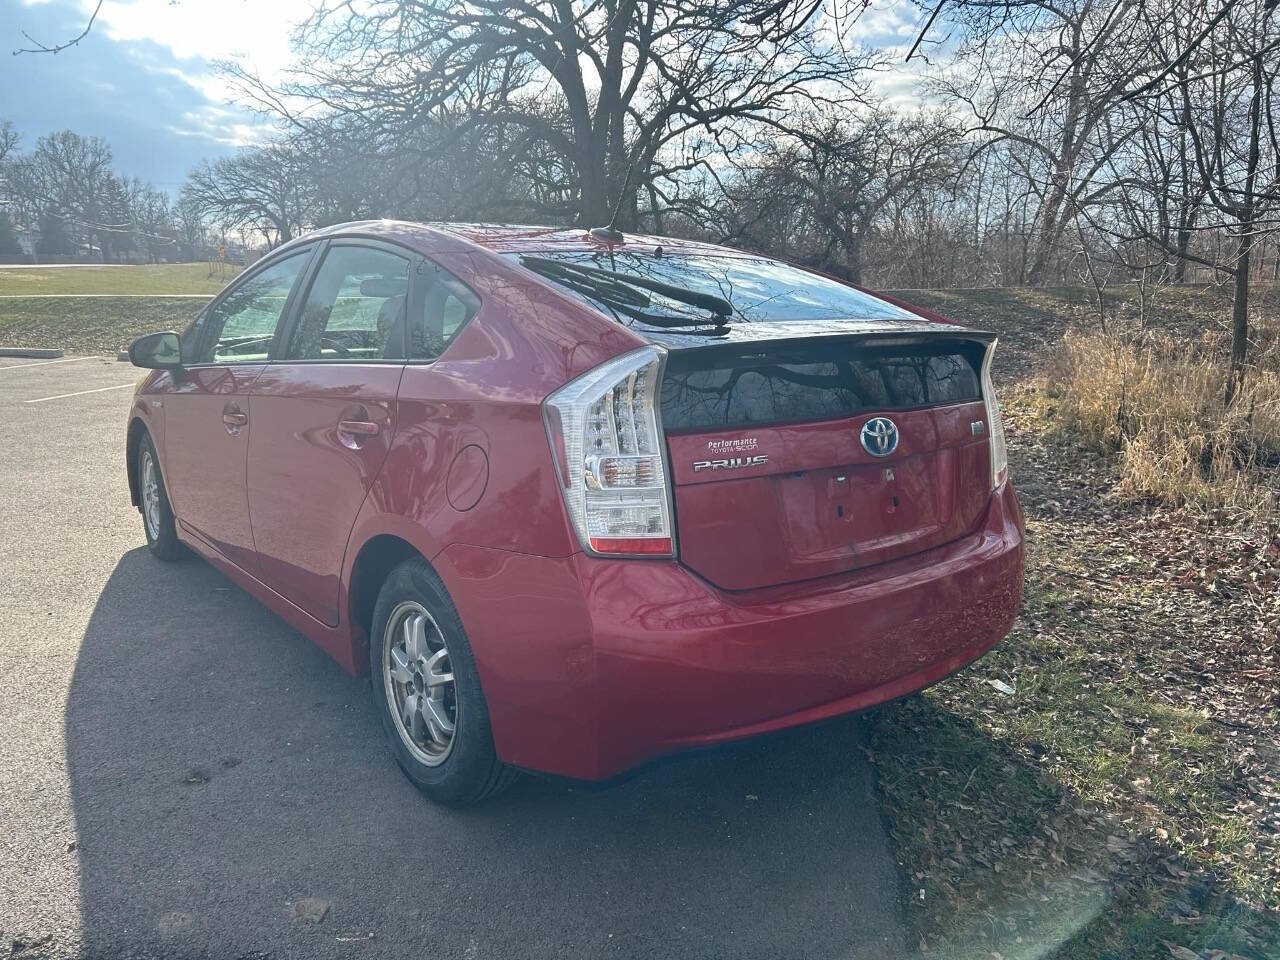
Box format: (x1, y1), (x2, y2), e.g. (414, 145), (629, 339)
(1, 0), (933, 196)
(1, 0), (310, 190)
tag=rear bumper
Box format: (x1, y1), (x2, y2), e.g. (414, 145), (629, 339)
(439, 483), (1024, 781)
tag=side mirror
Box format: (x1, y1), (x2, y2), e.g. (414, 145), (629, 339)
(129, 331), (183, 370)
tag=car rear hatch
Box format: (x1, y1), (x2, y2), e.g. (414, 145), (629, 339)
(659, 333), (995, 591)
(511, 246), (1001, 585)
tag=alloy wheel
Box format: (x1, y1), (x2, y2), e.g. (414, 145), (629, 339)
(383, 601), (458, 766)
(140, 449), (161, 541)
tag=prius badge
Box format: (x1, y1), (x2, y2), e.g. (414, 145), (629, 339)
(860, 417), (899, 457)
(693, 454), (769, 472)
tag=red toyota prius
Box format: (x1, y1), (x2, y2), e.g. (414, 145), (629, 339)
(126, 221), (1024, 805)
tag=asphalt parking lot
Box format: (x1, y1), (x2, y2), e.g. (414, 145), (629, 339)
(0, 355), (906, 960)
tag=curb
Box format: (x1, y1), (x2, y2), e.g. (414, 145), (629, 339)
(0, 347), (63, 358)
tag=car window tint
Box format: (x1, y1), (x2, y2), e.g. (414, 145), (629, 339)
(198, 251), (310, 364)
(287, 245), (411, 361)
(409, 260), (480, 360)
(506, 250), (917, 326)
(661, 340), (985, 431)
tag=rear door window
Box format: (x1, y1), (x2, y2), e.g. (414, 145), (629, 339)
(408, 260), (480, 360)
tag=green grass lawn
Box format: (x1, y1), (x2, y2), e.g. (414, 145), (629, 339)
(0, 298), (208, 353)
(0, 261), (241, 296)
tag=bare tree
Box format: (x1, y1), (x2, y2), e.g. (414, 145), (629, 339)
(915, 0), (1278, 396)
(0, 121), (19, 165)
(174, 190), (210, 260)
(1093, 0), (1280, 399)
(231, 0), (880, 229)
(1125, 97), (1207, 283)
(1154, 0), (1277, 400)
(183, 145), (314, 246)
(128, 181), (176, 262)
(0, 122), (22, 256)
(11, 130), (117, 259)
(702, 108), (961, 283)
(932, 0), (1148, 284)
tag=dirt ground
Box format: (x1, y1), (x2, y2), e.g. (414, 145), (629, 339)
(871, 285), (1280, 960)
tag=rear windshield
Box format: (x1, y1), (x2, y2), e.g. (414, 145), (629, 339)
(508, 250), (915, 325)
(661, 339), (984, 432)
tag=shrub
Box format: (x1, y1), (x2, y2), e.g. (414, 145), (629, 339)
(1055, 321), (1280, 518)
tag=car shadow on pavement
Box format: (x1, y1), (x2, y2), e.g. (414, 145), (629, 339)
(67, 548), (907, 960)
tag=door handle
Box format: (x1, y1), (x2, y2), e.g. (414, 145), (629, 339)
(222, 411), (248, 427)
(338, 419), (380, 437)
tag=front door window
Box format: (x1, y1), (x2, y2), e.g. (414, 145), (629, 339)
(196, 250), (312, 364)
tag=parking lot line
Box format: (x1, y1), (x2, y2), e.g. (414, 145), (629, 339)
(0, 356), (94, 371)
(24, 383), (135, 404)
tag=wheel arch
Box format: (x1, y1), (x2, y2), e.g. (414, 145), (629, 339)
(346, 533), (428, 673)
(125, 417), (149, 507)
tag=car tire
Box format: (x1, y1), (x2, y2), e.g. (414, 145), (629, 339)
(137, 433), (183, 561)
(369, 557), (518, 806)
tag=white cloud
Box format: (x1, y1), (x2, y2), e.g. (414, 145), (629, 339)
(97, 0), (308, 69)
(83, 0), (311, 145)
(815, 0), (949, 110)
(30, 0), (313, 107)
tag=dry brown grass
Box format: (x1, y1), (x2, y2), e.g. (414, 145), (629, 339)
(1054, 319), (1280, 518)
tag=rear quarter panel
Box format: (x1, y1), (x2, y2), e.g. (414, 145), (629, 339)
(349, 247), (642, 556)
(340, 245), (644, 666)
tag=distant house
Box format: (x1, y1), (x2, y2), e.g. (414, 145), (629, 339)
(11, 223), (36, 258)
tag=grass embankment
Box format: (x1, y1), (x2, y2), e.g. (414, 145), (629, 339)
(0, 298), (209, 354)
(0, 261), (240, 296)
(0, 262), (239, 353)
(870, 285), (1280, 960)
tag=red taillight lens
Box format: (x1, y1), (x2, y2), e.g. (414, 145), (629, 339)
(981, 340), (1009, 489)
(543, 346), (676, 558)
(589, 536), (674, 555)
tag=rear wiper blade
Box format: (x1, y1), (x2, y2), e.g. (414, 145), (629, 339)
(519, 255), (733, 326)
(519, 256), (651, 309)
(540, 270), (729, 331)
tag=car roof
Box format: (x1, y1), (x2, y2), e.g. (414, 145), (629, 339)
(282, 220), (971, 350)
(296, 219), (755, 258)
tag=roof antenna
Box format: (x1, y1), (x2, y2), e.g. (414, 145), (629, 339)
(589, 148), (642, 244)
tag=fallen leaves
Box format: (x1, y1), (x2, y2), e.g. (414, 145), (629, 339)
(865, 289), (1280, 960)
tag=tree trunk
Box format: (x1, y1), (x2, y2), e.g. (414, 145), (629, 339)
(646, 183), (664, 234)
(1225, 52), (1263, 407)
(577, 169), (608, 227)
(1227, 248), (1250, 407)
(1174, 226), (1192, 282)
(846, 231), (864, 285)
(576, 129), (613, 227)
(1027, 202), (1073, 286)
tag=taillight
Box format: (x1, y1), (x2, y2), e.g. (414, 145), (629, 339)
(981, 340), (1008, 489)
(543, 346), (675, 557)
